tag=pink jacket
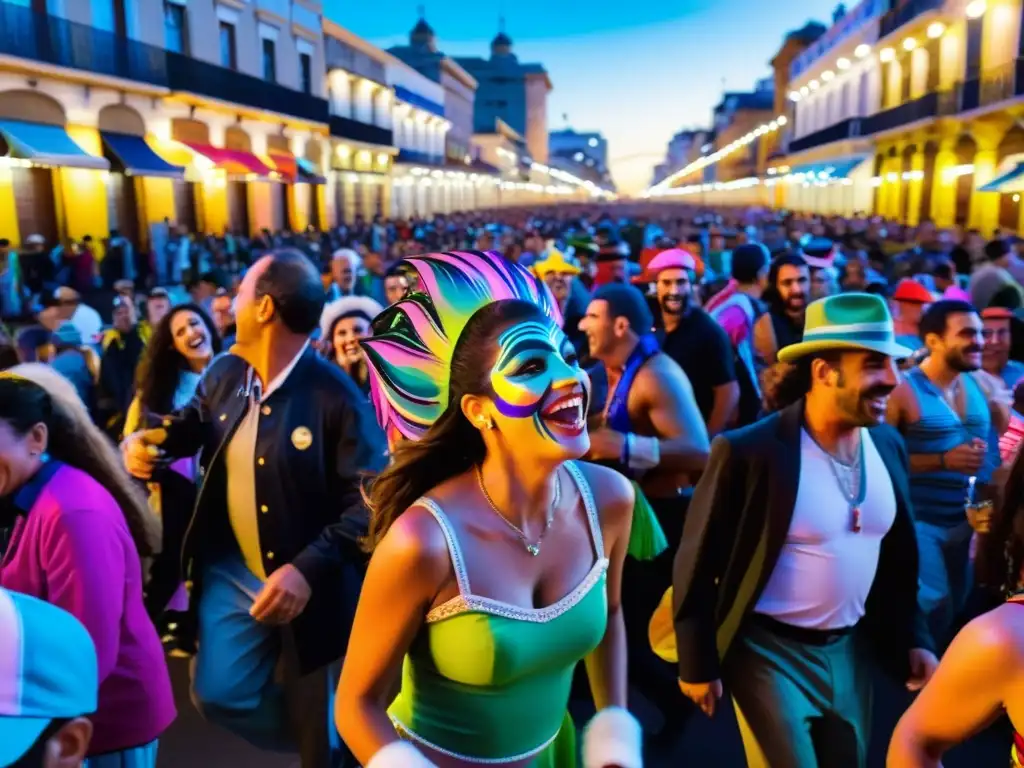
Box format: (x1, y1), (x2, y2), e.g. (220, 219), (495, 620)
(0, 462), (175, 755)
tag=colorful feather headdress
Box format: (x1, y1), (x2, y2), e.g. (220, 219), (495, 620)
(361, 250), (563, 442)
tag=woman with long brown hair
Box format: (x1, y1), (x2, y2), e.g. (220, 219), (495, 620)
(336, 251), (641, 768)
(0, 364), (174, 767)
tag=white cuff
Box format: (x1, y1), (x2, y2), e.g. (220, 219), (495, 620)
(628, 434), (660, 470)
(582, 706), (642, 768)
(366, 741), (438, 768)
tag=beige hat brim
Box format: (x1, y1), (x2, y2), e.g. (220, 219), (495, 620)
(777, 337), (916, 364)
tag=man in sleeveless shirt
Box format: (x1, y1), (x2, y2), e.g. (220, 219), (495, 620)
(672, 293), (936, 768)
(578, 283), (709, 755)
(752, 252), (809, 366)
(886, 299), (1008, 648)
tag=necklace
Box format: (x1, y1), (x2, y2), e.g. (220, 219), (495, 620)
(811, 430), (866, 533)
(475, 465), (561, 556)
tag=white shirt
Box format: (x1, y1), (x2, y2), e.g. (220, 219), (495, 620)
(71, 304), (103, 344)
(225, 341), (309, 581)
(754, 429), (897, 630)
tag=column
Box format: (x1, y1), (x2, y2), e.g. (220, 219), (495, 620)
(905, 147), (926, 226)
(60, 125), (110, 244)
(969, 121), (1009, 234)
(930, 137), (959, 228)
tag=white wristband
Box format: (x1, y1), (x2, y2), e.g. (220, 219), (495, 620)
(582, 706), (643, 768)
(628, 434), (661, 470)
(366, 741), (438, 768)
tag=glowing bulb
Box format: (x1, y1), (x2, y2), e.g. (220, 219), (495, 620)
(855, 43), (871, 58)
(809, 79), (820, 90)
(789, 90), (802, 102)
(966, 0), (986, 19)
(927, 22), (945, 39)
(879, 47), (896, 62)
(903, 37), (917, 51)
(777, 115), (788, 126)
(837, 57), (851, 70)
(822, 70), (835, 81)
(800, 85), (810, 96)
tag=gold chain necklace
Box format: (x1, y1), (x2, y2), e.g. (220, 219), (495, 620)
(475, 465), (561, 556)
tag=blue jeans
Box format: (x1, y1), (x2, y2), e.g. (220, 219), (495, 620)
(84, 741), (158, 768)
(915, 519), (973, 647)
(190, 555), (343, 765)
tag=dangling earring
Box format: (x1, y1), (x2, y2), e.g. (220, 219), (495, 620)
(477, 417), (495, 431)
(39, 452), (50, 463)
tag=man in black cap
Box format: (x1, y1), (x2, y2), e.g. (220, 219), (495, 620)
(579, 282), (709, 756)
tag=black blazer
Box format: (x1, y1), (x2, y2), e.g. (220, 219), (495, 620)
(671, 399), (932, 685)
(158, 347), (388, 673)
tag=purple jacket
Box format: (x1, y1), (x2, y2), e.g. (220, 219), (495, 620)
(0, 461), (175, 755)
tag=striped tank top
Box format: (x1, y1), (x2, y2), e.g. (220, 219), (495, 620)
(902, 367), (990, 527)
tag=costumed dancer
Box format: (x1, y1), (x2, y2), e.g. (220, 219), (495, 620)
(335, 250), (642, 768)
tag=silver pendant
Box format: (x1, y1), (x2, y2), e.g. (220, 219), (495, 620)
(526, 543), (540, 556)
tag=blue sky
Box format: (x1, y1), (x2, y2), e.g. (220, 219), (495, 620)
(325, 0), (842, 195)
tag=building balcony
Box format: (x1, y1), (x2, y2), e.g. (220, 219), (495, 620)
(396, 148), (445, 166)
(861, 90), (940, 135)
(878, 0), (944, 40)
(166, 52), (329, 124)
(0, 0), (168, 87)
(945, 58), (1024, 113)
(329, 115), (393, 147)
(787, 117), (864, 153)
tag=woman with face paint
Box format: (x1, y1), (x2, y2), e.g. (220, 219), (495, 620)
(336, 251), (640, 768)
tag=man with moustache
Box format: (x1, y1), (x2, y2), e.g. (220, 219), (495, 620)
(647, 248), (739, 436)
(981, 306), (1024, 390)
(579, 282), (709, 756)
(753, 252), (810, 365)
(886, 300), (999, 646)
(669, 293), (936, 768)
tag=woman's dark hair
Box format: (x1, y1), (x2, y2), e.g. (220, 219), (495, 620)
(256, 249), (326, 334)
(136, 303), (221, 415)
(363, 299), (547, 550)
(0, 368), (158, 556)
(324, 311), (372, 388)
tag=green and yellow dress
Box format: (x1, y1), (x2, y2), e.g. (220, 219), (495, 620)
(388, 461), (608, 766)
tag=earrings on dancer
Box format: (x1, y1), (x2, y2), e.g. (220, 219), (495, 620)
(477, 418), (495, 431)
(28, 451), (50, 462)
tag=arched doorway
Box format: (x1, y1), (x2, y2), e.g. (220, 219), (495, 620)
(267, 134), (290, 232)
(223, 126), (251, 236)
(305, 138), (325, 230)
(169, 118), (205, 233)
(900, 144), (916, 224)
(0, 90), (62, 247)
(954, 134), (977, 227)
(98, 104), (143, 248)
(920, 140), (938, 224)
(997, 124), (1024, 233)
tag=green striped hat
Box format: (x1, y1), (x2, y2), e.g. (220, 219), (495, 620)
(777, 292), (915, 363)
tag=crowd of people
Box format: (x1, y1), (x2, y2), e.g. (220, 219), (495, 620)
(3, 203), (1024, 767)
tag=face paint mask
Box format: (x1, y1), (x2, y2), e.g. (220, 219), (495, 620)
(489, 319), (589, 442)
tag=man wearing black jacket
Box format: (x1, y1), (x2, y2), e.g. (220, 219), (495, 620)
(669, 293), (937, 768)
(124, 249), (387, 768)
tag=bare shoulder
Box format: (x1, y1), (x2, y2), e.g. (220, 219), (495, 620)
(571, 461), (634, 529)
(948, 604), (1024, 667)
(370, 502), (453, 591)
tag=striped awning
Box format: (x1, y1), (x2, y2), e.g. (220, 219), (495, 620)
(788, 154), (868, 181)
(183, 142), (273, 177)
(980, 162), (1024, 193)
(296, 157), (326, 184)
(101, 132), (184, 178)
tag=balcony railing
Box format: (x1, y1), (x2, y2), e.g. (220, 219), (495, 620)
(166, 52), (329, 124)
(329, 115), (394, 147)
(861, 90), (940, 134)
(396, 149), (445, 167)
(787, 117), (864, 153)
(878, 0), (944, 39)
(0, 0), (168, 86)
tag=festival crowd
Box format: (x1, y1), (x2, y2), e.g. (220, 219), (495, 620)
(3, 204), (1024, 768)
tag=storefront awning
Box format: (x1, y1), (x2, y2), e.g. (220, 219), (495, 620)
(980, 163), (1024, 193)
(296, 157), (326, 184)
(788, 154), (868, 181)
(267, 151), (297, 183)
(183, 142), (273, 177)
(0, 119), (109, 170)
(101, 131), (184, 178)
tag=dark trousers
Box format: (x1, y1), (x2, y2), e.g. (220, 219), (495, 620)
(724, 619), (872, 768)
(622, 494), (692, 737)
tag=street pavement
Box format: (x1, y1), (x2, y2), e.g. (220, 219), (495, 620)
(160, 655), (1008, 767)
